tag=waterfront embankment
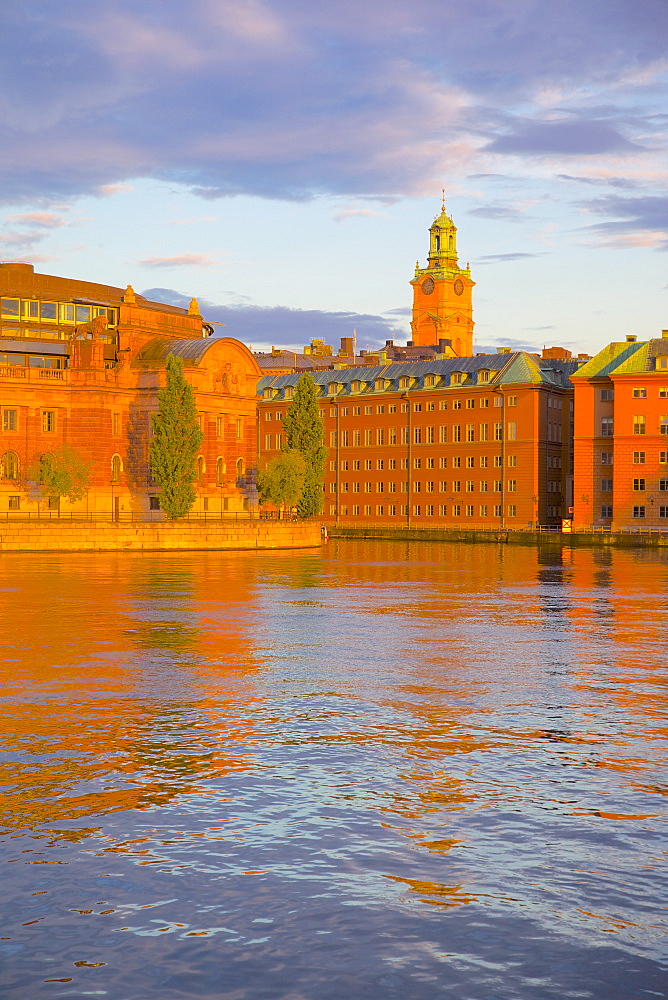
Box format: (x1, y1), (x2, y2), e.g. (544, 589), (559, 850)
(326, 524), (668, 548)
(0, 519), (322, 552)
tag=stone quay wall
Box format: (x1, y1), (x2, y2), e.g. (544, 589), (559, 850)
(0, 519), (323, 553)
(327, 525), (668, 549)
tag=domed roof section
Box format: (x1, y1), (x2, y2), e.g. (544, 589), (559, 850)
(133, 336), (261, 375)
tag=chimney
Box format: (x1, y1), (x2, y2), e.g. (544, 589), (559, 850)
(626, 335), (637, 343)
(662, 330), (668, 339)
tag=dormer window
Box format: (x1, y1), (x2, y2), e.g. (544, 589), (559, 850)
(284, 386), (294, 400)
(263, 388), (273, 399)
(375, 378), (386, 391)
(478, 369), (490, 383)
(399, 377), (410, 389)
(451, 372), (463, 385)
(425, 374), (436, 388)
(328, 382), (338, 395)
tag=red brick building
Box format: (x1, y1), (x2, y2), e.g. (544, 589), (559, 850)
(572, 332), (668, 530)
(258, 351), (578, 528)
(0, 262), (260, 518)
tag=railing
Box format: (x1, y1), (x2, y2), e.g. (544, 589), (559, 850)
(0, 364), (66, 382)
(0, 509), (305, 523)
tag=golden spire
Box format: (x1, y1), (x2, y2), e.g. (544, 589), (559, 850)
(441, 188), (446, 212)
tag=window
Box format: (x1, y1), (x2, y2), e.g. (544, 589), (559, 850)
(507, 456), (517, 468)
(340, 483), (349, 493)
(493, 422), (502, 441)
(453, 480), (461, 492)
(1, 452), (19, 480)
(111, 455), (122, 482)
(376, 459), (384, 470)
(452, 425), (461, 442)
(660, 506), (668, 518)
(480, 505), (488, 516)
(601, 478), (612, 492)
(507, 480), (517, 492)
(507, 396), (517, 407)
(149, 496), (161, 510)
(413, 505), (421, 516)
(601, 417), (614, 436)
(633, 416), (646, 435)
(341, 430), (349, 447)
(465, 480), (474, 492)
(601, 452), (613, 465)
(440, 426), (447, 443)
(426, 481), (434, 492)
(494, 505), (502, 517)
(42, 411), (55, 433)
(330, 431), (338, 447)
(413, 458), (422, 470)
(414, 427), (422, 445)
(353, 430), (361, 447)
(467, 424), (475, 442)
(601, 505), (612, 518)
(364, 459), (373, 470)
(364, 429), (372, 446)
(661, 452), (667, 464)
(466, 505), (474, 516)
(401, 402), (409, 413)
(494, 480), (502, 492)
(466, 456), (475, 468)
(216, 457), (225, 484)
(439, 401), (448, 411)
(236, 418), (242, 438)
(365, 482), (372, 493)
(112, 413), (120, 435)
(388, 459), (396, 470)
(427, 401), (435, 412)
(440, 457), (448, 469)
(453, 400), (462, 410)
(353, 406), (361, 416)
(388, 427), (397, 445)
(494, 396), (502, 407)
(352, 483), (360, 493)
(353, 505), (360, 515)
(480, 398), (489, 409)
(388, 482), (396, 493)
(661, 416), (668, 435)
(413, 403), (422, 413)
(466, 398), (475, 409)
(426, 426), (435, 443)
(376, 428), (384, 446)
(659, 479), (668, 491)
(479, 370), (490, 383)
(389, 404), (397, 414)
(479, 481), (488, 492)
(508, 505), (517, 517)
(479, 423), (488, 441)
(633, 452), (645, 464)
(439, 481), (447, 492)
(506, 421), (517, 441)
(426, 504), (434, 516)
(494, 456), (502, 468)
(451, 372), (462, 385)
(452, 504), (461, 516)
(480, 456), (488, 468)
(376, 505), (384, 516)
(388, 505), (396, 516)
(365, 405), (373, 415)
(377, 482), (384, 493)
(2, 409), (17, 432)
(660, 388), (668, 398)
(265, 434), (274, 450)
(439, 505), (447, 515)
(365, 505), (372, 516)
(7, 495), (21, 510)
(236, 458), (244, 480)
(633, 388), (647, 398)
(633, 478), (646, 491)
(600, 389), (614, 401)
(633, 506), (646, 518)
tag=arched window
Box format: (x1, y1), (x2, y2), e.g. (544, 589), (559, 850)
(111, 454), (122, 482)
(196, 455), (205, 479)
(236, 458), (244, 482)
(216, 457), (225, 484)
(1, 451), (19, 480)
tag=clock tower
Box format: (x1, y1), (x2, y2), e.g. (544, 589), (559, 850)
(409, 199), (474, 355)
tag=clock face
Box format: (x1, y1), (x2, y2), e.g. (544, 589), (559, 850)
(454, 278), (464, 296)
(421, 277), (435, 295)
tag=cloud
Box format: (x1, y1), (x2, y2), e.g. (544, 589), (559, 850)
(0, 231), (47, 252)
(468, 204), (527, 221)
(137, 253), (224, 268)
(0, 0), (665, 202)
(141, 286), (407, 347)
(7, 212), (66, 229)
(476, 252), (549, 263)
(579, 194), (668, 248)
(486, 120), (642, 156)
(333, 208), (385, 222)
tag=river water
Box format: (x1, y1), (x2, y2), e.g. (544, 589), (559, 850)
(0, 539), (666, 1000)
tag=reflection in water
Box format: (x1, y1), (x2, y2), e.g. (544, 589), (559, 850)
(0, 542), (666, 999)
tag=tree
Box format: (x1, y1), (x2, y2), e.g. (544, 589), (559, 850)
(281, 373), (326, 517)
(257, 451), (306, 517)
(149, 353), (203, 519)
(27, 445), (91, 511)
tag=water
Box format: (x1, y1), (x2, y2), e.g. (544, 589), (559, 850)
(0, 539), (666, 999)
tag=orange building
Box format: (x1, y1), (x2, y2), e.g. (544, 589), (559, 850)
(409, 200), (475, 354)
(572, 331), (668, 530)
(258, 351), (578, 528)
(0, 262), (260, 518)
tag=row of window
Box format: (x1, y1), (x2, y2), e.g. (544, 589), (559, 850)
(2, 409), (55, 433)
(600, 451), (668, 464)
(1, 299), (118, 326)
(331, 455), (521, 470)
(0, 354), (66, 368)
(601, 388), (668, 400)
(599, 478), (668, 491)
(329, 479), (544, 494)
(0, 452), (245, 484)
(295, 422), (527, 448)
(601, 417), (668, 435)
(600, 505), (668, 519)
(328, 504), (524, 518)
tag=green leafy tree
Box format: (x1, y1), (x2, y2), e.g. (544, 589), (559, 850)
(257, 451), (306, 517)
(149, 353), (203, 519)
(27, 445), (91, 512)
(281, 373), (326, 517)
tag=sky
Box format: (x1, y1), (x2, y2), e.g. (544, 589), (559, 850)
(0, 0), (667, 356)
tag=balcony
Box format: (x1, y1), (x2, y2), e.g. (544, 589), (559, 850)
(0, 364), (68, 383)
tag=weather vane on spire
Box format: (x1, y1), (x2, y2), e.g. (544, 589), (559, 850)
(441, 188), (446, 212)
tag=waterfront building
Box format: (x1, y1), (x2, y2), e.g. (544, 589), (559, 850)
(572, 331), (668, 530)
(258, 351), (577, 528)
(0, 262), (260, 518)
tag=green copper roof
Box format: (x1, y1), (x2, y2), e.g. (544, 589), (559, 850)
(613, 343), (652, 374)
(571, 341), (644, 378)
(496, 352), (543, 385)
